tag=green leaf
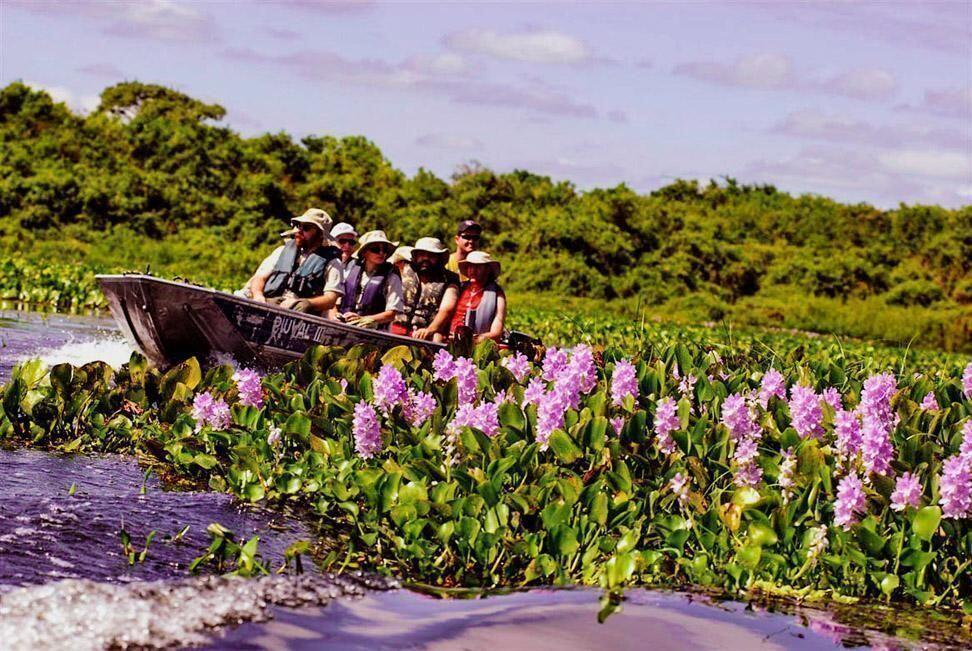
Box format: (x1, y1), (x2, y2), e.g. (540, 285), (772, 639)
(380, 345), (413, 369)
(193, 453), (219, 470)
(284, 412), (311, 437)
(547, 429), (582, 464)
(880, 574), (899, 596)
(911, 506), (941, 542)
(590, 492), (608, 527)
(550, 524), (579, 556)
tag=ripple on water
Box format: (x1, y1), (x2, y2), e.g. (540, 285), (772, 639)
(0, 450), (309, 588)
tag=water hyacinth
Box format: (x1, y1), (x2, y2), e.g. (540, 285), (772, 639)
(779, 448), (797, 503)
(536, 389), (570, 449)
(964, 362), (972, 400)
(568, 345), (598, 394)
(610, 359), (638, 407)
(352, 401), (382, 459)
(403, 389), (436, 428)
(820, 387), (842, 411)
(454, 357), (479, 405)
(789, 385), (824, 440)
(834, 409), (862, 460)
(960, 420), (972, 461)
(522, 377), (546, 407)
(939, 454), (971, 519)
(861, 416), (895, 478)
(541, 347), (569, 382)
(920, 392), (940, 411)
(267, 425), (282, 447)
(611, 416), (625, 435)
(473, 401), (500, 438)
(373, 364), (407, 415)
(233, 368), (264, 408)
(807, 525), (828, 561)
(653, 397), (679, 456)
(501, 352), (531, 383)
(732, 436), (763, 488)
(834, 473), (867, 530)
(890, 472), (922, 511)
(191, 391), (231, 431)
(669, 472), (691, 507)
(432, 349), (456, 382)
(721, 393), (758, 442)
(678, 373), (697, 397)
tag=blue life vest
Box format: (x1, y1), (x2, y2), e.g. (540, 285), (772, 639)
(340, 260), (395, 316)
(264, 241), (339, 299)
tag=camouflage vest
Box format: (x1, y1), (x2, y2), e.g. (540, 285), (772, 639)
(396, 265), (459, 330)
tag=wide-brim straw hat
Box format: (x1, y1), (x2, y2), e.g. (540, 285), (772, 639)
(280, 208), (333, 238)
(412, 237), (450, 264)
(389, 246), (413, 264)
(458, 250), (501, 279)
(353, 230), (399, 259)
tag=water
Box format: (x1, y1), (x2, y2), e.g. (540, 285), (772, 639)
(0, 309), (130, 381)
(1, 311), (969, 649)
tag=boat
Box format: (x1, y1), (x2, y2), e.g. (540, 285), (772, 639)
(96, 274), (444, 369)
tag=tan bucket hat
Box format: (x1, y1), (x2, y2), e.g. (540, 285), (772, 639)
(353, 230), (399, 258)
(458, 250), (501, 279)
(413, 237), (449, 254)
(280, 208), (333, 238)
(389, 246), (413, 264)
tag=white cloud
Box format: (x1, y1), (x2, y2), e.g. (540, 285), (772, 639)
(821, 68), (897, 100)
(444, 28), (591, 64)
(900, 86), (972, 120)
(877, 149), (971, 180)
(771, 109), (970, 151)
(26, 81), (100, 114)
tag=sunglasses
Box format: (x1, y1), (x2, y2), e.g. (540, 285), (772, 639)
(294, 223), (318, 233)
(459, 232), (481, 242)
(337, 238), (357, 245)
(363, 246), (388, 256)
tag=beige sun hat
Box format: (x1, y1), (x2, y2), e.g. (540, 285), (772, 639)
(353, 230), (399, 259)
(280, 208), (334, 238)
(389, 246), (413, 264)
(413, 237), (449, 254)
(458, 250), (501, 279)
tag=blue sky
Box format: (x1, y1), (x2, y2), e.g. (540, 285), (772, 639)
(2, 0), (970, 207)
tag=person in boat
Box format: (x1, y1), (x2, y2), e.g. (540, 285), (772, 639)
(389, 245), (414, 274)
(330, 222), (358, 272)
(244, 208), (343, 314)
(391, 237), (460, 342)
(450, 251), (506, 344)
(445, 219), (482, 282)
(324, 230), (404, 329)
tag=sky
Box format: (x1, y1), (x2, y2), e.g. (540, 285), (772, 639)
(2, 0), (971, 208)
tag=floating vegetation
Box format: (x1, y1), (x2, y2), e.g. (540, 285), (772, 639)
(1, 337), (970, 614)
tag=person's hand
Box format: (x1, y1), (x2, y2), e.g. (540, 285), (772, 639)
(412, 327), (433, 340)
(351, 316), (377, 329)
(252, 295), (267, 304)
(342, 312), (360, 322)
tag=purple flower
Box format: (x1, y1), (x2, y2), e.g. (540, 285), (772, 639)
(454, 357), (479, 405)
(920, 392), (940, 411)
(861, 416), (895, 477)
(779, 448), (797, 503)
(669, 472), (691, 507)
(939, 454), (971, 519)
(834, 472), (867, 530)
(963, 362), (972, 400)
(820, 387), (842, 411)
(501, 352), (531, 383)
(890, 472), (922, 511)
(536, 389), (570, 449)
(732, 436), (763, 488)
(568, 345), (598, 394)
(353, 401), (382, 459)
(373, 364), (408, 415)
(339, 378), (348, 394)
(722, 393), (759, 441)
(267, 425), (282, 447)
(541, 347), (568, 382)
(610, 359), (638, 407)
(432, 349), (456, 382)
(654, 397), (680, 456)
(192, 391), (231, 431)
(789, 385), (824, 440)
(473, 401), (500, 438)
(834, 409), (862, 460)
(860, 373), (898, 429)
(403, 389), (437, 428)
(961, 421), (972, 461)
(678, 373), (697, 397)
(447, 402), (477, 435)
(522, 377), (546, 407)
(758, 369), (786, 409)
(611, 416), (625, 435)
(233, 368), (264, 408)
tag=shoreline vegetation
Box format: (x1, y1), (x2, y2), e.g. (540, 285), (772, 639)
(0, 81), (969, 352)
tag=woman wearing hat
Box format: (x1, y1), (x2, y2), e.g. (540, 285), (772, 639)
(449, 251), (506, 344)
(392, 237), (460, 342)
(324, 230), (404, 329)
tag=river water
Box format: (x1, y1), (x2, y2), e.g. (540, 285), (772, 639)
(0, 310), (968, 649)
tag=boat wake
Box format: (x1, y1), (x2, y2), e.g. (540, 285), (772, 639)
(24, 335), (133, 370)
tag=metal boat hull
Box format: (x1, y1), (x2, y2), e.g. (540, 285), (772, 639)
(96, 274), (443, 369)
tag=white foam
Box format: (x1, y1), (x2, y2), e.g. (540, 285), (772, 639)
(26, 337), (133, 371)
(0, 573), (396, 650)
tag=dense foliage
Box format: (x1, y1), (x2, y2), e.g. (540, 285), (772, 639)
(3, 335), (970, 609)
(1, 81), (969, 350)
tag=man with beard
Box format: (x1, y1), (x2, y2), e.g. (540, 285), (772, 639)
(392, 237), (460, 342)
(246, 208), (343, 314)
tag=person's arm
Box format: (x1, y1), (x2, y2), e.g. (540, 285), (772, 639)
(308, 260), (344, 314)
(250, 246), (284, 303)
(474, 290), (506, 343)
(415, 285), (458, 340)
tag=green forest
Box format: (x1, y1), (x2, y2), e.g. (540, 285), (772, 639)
(0, 81), (969, 351)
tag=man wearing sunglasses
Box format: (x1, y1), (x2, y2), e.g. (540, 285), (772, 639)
(445, 219), (482, 282)
(330, 222), (358, 272)
(245, 208), (343, 314)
